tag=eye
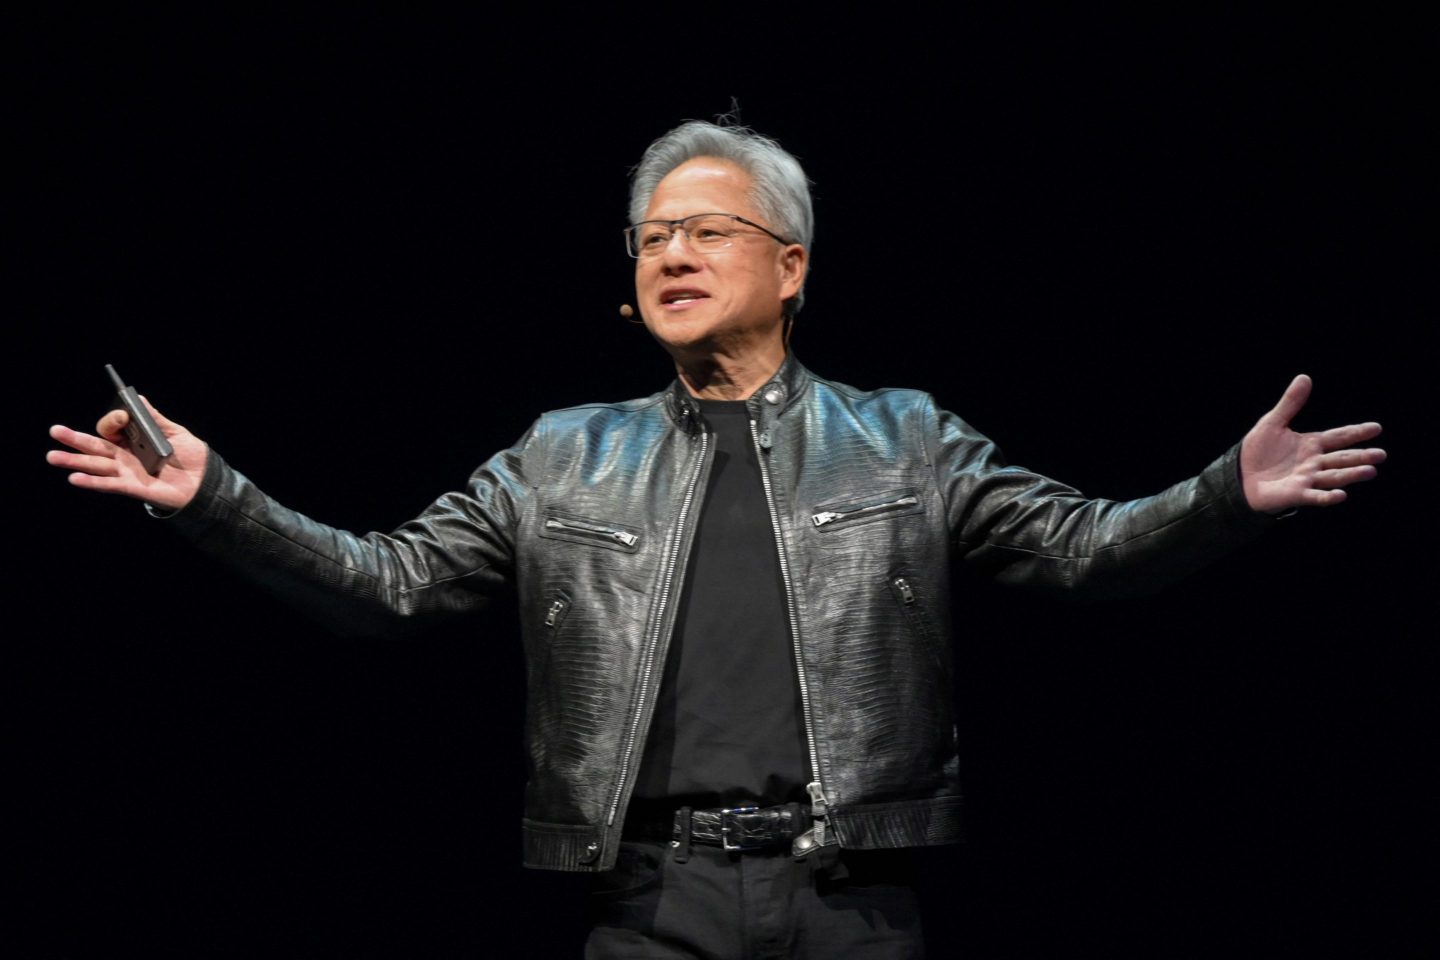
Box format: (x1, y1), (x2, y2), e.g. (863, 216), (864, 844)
(638, 227), (670, 248)
(689, 218), (735, 244)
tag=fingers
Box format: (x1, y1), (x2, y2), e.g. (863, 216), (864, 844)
(48, 423), (118, 456)
(47, 425), (131, 483)
(46, 448), (121, 476)
(1319, 422), (1383, 449)
(1318, 447), (1387, 469)
(66, 471), (139, 494)
(1312, 465), (1380, 489)
(47, 423), (124, 478)
(1299, 487), (1348, 507)
(1267, 374), (1312, 428)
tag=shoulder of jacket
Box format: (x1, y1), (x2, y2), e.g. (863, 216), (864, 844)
(804, 371), (939, 414)
(535, 390), (668, 430)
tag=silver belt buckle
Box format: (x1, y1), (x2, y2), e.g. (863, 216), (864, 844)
(720, 805), (761, 852)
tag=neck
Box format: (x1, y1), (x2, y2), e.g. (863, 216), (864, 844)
(673, 342), (785, 401)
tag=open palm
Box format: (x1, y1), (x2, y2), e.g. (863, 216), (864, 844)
(1240, 375), (1385, 514)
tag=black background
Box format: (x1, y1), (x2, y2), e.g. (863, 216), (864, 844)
(16, 9), (1432, 957)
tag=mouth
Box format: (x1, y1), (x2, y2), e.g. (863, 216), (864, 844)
(660, 289), (710, 308)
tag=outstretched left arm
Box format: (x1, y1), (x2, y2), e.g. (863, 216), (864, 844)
(1240, 375), (1386, 514)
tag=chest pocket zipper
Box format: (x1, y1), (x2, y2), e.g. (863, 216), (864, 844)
(812, 493), (920, 529)
(541, 515), (642, 552)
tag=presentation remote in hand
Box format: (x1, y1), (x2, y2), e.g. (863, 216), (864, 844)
(105, 364), (174, 475)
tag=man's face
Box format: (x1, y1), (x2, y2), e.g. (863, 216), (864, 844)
(635, 158), (806, 360)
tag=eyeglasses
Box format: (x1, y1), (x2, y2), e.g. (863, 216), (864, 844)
(624, 213), (791, 259)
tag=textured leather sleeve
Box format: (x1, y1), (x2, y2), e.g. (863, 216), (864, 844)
(160, 423), (543, 636)
(927, 402), (1273, 597)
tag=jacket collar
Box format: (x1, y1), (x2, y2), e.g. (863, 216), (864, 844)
(664, 353), (809, 434)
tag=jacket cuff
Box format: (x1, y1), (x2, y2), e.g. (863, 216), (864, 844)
(143, 445), (231, 536)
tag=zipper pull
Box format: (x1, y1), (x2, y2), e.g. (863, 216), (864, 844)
(792, 781), (833, 857)
(807, 780), (830, 847)
(807, 780), (829, 818)
(894, 577), (916, 605)
(544, 598), (567, 628)
(811, 511), (841, 528)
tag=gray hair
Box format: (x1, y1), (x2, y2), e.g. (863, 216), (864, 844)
(629, 120), (814, 316)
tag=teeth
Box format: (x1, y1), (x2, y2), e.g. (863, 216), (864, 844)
(666, 293), (702, 304)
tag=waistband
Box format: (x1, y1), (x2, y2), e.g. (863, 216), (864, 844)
(625, 801), (808, 855)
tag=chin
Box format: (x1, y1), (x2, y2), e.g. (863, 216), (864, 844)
(644, 318), (719, 352)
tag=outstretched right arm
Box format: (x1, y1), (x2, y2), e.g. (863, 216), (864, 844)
(47, 401), (533, 636)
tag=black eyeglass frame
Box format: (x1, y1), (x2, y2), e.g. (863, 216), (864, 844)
(624, 212), (793, 259)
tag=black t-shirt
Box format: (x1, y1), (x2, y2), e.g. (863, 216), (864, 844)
(631, 399), (809, 810)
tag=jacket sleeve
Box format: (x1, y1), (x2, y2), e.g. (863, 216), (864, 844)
(928, 401), (1273, 598)
(159, 421), (543, 636)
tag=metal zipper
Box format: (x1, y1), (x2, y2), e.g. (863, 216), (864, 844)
(812, 494), (919, 529)
(544, 516), (639, 548)
(605, 429), (710, 826)
(888, 577), (953, 731)
(544, 597), (569, 628)
(750, 418), (832, 847)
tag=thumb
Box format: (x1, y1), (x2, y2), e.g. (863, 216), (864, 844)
(96, 408), (130, 442)
(1265, 374), (1312, 428)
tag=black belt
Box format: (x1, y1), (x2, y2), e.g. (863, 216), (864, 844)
(626, 802), (806, 854)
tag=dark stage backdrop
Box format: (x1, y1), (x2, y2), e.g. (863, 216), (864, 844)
(16, 11), (1430, 957)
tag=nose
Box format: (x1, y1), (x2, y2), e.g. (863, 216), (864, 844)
(657, 228), (703, 272)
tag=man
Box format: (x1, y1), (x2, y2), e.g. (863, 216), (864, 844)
(48, 121), (1385, 957)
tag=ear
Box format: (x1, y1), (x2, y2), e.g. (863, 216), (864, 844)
(777, 243), (808, 301)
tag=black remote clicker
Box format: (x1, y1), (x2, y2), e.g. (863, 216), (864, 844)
(105, 364), (174, 475)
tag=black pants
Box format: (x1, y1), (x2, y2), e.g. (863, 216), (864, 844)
(585, 841), (925, 959)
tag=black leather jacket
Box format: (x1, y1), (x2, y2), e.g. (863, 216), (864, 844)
(168, 356), (1269, 871)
